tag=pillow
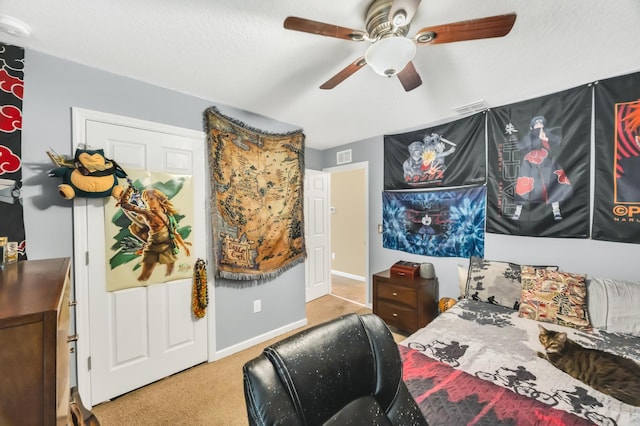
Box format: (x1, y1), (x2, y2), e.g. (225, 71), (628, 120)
(585, 278), (608, 330)
(586, 277), (640, 336)
(518, 266), (591, 331)
(457, 264), (468, 299)
(464, 256), (558, 310)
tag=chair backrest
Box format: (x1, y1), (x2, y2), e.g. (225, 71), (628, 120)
(242, 313), (427, 426)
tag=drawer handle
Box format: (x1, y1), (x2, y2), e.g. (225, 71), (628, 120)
(67, 334), (79, 343)
(392, 292), (398, 296)
(392, 313), (398, 317)
(69, 300), (78, 307)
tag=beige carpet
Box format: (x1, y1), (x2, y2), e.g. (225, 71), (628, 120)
(331, 274), (366, 305)
(91, 295), (376, 425)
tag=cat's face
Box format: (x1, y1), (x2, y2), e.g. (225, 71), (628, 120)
(538, 324), (567, 353)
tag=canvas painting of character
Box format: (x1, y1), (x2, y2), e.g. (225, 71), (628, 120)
(104, 169), (194, 291)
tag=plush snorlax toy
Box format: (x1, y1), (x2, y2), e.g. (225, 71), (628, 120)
(47, 148), (127, 199)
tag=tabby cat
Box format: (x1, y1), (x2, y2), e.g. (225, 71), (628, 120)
(537, 325), (640, 406)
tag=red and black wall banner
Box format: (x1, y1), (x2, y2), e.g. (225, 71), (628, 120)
(592, 72), (640, 243)
(0, 43), (27, 259)
(486, 86), (591, 238)
(384, 112), (486, 190)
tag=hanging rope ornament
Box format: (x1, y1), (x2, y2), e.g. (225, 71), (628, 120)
(192, 258), (208, 318)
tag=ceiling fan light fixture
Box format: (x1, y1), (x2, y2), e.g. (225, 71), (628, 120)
(365, 36), (416, 77)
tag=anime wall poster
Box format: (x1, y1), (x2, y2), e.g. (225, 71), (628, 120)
(486, 86), (591, 238)
(105, 169), (195, 291)
(382, 186), (486, 258)
(592, 72), (640, 243)
(384, 112), (486, 190)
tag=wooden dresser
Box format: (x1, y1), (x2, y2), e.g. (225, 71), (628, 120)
(373, 269), (437, 334)
(0, 258), (72, 425)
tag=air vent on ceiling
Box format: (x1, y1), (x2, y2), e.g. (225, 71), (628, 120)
(452, 100), (490, 115)
(336, 149), (352, 165)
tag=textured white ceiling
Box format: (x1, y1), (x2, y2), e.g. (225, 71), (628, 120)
(1, 0), (639, 150)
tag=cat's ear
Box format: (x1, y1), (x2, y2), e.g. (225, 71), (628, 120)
(538, 324), (547, 332)
(558, 332), (567, 343)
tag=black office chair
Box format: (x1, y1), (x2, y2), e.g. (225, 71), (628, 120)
(242, 313), (427, 425)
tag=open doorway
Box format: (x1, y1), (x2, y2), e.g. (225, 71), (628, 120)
(324, 162), (369, 306)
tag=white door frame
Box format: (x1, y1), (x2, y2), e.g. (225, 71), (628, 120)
(323, 161), (370, 306)
(71, 108), (215, 407)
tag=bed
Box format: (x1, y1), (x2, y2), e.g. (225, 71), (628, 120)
(398, 258), (640, 426)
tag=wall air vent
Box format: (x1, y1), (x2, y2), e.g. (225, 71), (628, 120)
(452, 100), (490, 115)
(336, 149), (352, 165)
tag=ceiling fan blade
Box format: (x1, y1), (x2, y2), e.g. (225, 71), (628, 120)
(397, 62), (422, 92)
(320, 57), (367, 90)
(284, 16), (367, 41)
(414, 13), (516, 45)
(388, 0), (422, 27)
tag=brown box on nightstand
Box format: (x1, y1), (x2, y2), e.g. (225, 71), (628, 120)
(389, 261), (420, 279)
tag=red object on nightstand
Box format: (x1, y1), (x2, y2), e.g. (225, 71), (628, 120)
(390, 261), (420, 279)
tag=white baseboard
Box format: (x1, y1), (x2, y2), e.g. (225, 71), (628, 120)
(210, 318), (308, 361)
(331, 270), (365, 282)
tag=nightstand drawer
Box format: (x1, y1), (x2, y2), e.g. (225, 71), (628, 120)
(377, 283), (417, 308)
(375, 300), (417, 332)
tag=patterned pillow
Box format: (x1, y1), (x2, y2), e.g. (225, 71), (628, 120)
(464, 257), (558, 310)
(518, 266), (591, 331)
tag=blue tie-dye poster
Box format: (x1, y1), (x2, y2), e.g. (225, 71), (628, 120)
(382, 186), (486, 258)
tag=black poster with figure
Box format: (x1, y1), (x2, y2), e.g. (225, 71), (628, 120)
(384, 112), (486, 190)
(0, 43), (27, 260)
(486, 85), (591, 238)
(593, 72), (640, 243)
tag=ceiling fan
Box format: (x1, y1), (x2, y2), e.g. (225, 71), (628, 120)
(283, 0), (516, 91)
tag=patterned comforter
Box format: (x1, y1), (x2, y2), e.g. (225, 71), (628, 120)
(400, 299), (640, 426)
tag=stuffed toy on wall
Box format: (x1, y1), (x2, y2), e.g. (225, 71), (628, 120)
(47, 148), (127, 199)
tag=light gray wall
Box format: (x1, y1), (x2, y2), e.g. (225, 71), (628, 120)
(21, 50), (306, 378)
(322, 134), (640, 303)
(304, 147), (323, 170)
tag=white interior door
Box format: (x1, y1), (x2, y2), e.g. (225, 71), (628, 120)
(304, 170), (330, 301)
(72, 109), (209, 405)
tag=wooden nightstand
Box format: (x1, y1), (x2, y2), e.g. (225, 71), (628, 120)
(373, 269), (438, 334)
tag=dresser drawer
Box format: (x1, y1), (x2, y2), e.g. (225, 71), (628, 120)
(375, 300), (417, 333)
(377, 283), (417, 308)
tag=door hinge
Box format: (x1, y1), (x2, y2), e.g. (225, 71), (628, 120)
(85, 251), (89, 265)
(88, 356), (91, 371)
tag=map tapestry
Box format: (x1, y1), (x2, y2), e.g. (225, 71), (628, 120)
(592, 71), (640, 243)
(382, 186), (486, 258)
(384, 112), (486, 190)
(0, 43), (27, 260)
(486, 85), (591, 238)
(204, 107), (306, 280)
